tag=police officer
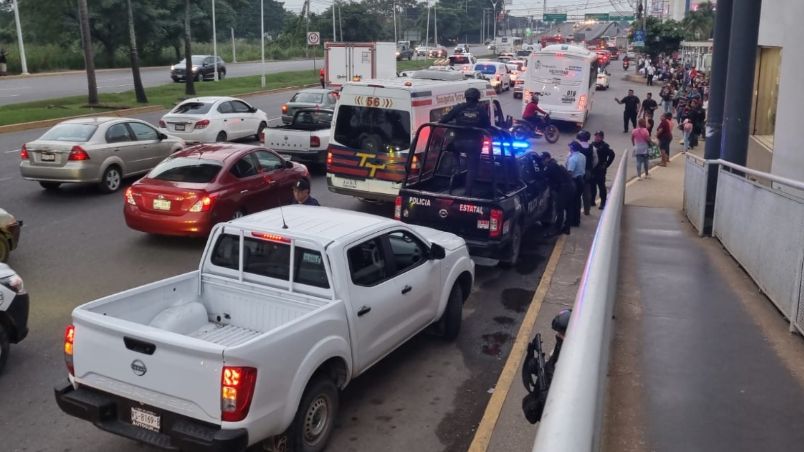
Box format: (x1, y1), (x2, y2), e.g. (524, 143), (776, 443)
(575, 130), (596, 215)
(590, 131), (615, 210)
(541, 152), (575, 236)
(292, 179), (320, 206)
(439, 87), (492, 197)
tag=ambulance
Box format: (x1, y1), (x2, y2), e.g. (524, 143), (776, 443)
(326, 71), (505, 202)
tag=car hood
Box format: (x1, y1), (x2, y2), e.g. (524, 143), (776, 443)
(409, 225), (467, 251)
(0, 208), (17, 228)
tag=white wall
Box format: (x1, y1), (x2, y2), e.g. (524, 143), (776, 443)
(758, 0), (784, 46)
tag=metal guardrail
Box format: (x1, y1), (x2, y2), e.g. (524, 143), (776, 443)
(531, 154), (628, 452)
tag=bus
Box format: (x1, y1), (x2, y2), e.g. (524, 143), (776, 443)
(495, 36), (524, 53)
(522, 44), (598, 127)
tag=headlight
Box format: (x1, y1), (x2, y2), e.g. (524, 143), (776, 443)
(0, 272), (24, 294)
(170, 65), (175, 71)
(192, 66), (199, 72)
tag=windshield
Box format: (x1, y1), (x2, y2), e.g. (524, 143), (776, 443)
(148, 157), (222, 183)
(474, 64), (499, 75)
(177, 56), (206, 65)
(39, 124), (97, 142)
(171, 102), (213, 115)
(334, 105), (412, 152)
(290, 92), (324, 103)
(449, 56), (471, 65)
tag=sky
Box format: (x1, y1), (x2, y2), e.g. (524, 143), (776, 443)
(288, 0), (638, 17)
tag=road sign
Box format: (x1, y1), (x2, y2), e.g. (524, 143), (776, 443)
(543, 13), (567, 22)
(584, 13), (610, 21)
(306, 32), (320, 46)
(632, 30), (646, 47)
(525, 27), (532, 36)
(610, 15), (635, 22)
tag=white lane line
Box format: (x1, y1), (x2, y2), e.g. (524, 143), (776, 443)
(4, 149), (21, 154)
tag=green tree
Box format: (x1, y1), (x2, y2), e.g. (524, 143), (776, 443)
(630, 17), (685, 57)
(126, 0), (147, 103)
(184, 0), (195, 96)
(682, 1), (715, 41)
(78, 0), (98, 105)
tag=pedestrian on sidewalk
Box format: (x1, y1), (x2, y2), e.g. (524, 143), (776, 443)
(615, 89), (640, 133)
(541, 152), (575, 235)
(632, 118), (651, 179)
(660, 84), (673, 114)
(565, 142), (587, 227)
(590, 131), (615, 210)
(682, 118), (693, 153)
(575, 130), (596, 216)
(646, 64), (655, 86)
(639, 92), (658, 135)
(319, 68), (326, 88)
(656, 112), (674, 166)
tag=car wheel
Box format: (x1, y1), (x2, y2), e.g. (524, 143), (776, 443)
(39, 182), (61, 191)
(256, 121), (267, 140)
(0, 323), (9, 373)
(219, 70), (226, 80)
(499, 223), (522, 268)
(289, 375), (339, 452)
(194, 73), (201, 82)
(438, 284), (463, 341)
(216, 131), (227, 142)
(98, 165), (122, 193)
(0, 238), (8, 263)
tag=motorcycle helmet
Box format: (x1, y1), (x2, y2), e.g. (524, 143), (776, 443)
(464, 87), (481, 103)
(551, 309), (572, 335)
(576, 130), (591, 142)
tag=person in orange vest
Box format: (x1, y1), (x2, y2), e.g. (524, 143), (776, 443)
(319, 68), (325, 88)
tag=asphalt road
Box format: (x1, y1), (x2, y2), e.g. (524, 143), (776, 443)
(0, 45), (489, 106)
(0, 64), (650, 452)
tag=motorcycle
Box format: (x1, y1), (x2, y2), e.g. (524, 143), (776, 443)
(623, 59), (630, 71)
(509, 114), (560, 144)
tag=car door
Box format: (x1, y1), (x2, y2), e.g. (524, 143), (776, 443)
(227, 152), (267, 215)
(253, 149), (290, 209)
(231, 100), (258, 139)
(216, 101), (239, 138)
(384, 230), (440, 329)
(104, 122), (143, 175)
(126, 121), (167, 171)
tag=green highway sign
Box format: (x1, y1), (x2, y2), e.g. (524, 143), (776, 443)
(584, 13), (610, 21)
(610, 15), (635, 21)
(525, 28), (532, 36)
(543, 13), (567, 22)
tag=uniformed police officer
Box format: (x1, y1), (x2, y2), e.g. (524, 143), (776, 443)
(541, 152), (575, 235)
(438, 87), (492, 197)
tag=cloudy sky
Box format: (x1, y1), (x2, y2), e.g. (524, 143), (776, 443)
(290, 0), (638, 16)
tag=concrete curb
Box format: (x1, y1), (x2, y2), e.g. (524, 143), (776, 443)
(0, 84), (318, 135)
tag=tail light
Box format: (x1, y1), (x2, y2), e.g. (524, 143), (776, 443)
(495, 74), (501, 81)
(310, 136), (321, 148)
(125, 187), (136, 206)
(194, 119), (210, 130)
(20, 144), (28, 160)
(578, 94), (588, 111)
(490, 208), (503, 238)
(481, 137), (491, 155)
(259, 131), (265, 142)
(221, 366), (258, 422)
(64, 324), (75, 376)
(68, 146), (90, 161)
(158, 119), (167, 128)
(281, 104), (288, 114)
(189, 193), (217, 212)
(394, 196), (402, 220)
(326, 151), (333, 167)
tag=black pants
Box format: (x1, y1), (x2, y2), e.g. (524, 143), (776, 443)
(582, 175), (593, 214)
(455, 139), (481, 196)
(589, 170), (608, 207)
(647, 74), (654, 85)
(552, 185), (574, 233)
(570, 177), (584, 226)
(623, 111), (637, 132)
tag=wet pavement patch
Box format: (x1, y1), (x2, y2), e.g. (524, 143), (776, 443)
(493, 315), (515, 325)
(501, 287), (533, 313)
(481, 332), (512, 357)
(516, 250), (545, 275)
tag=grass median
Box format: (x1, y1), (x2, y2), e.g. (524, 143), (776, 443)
(0, 59), (434, 127)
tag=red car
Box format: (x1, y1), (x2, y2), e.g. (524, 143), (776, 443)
(124, 143), (309, 237)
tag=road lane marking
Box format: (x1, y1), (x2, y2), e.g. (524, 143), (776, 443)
(4, 149), (21, 154)
(468, 234), (568, 452)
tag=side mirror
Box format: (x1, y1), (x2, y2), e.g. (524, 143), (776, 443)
(430, 243), (446, 260)
(158, 133), (167, 140)
(284, 160), (294, 168)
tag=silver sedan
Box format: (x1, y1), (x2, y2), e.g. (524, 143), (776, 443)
(19, 117), (185, 193)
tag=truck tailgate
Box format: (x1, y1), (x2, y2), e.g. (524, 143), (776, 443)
(399, 191), (496, 241)
(73, 311), (225, 425)
(264, 129), (312, 152)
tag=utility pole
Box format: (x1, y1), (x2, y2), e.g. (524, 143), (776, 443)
(434, 3), (438, 48)
(338, 3), (343, 42)
(78, 0), (98, 104)
(231, 27), (236, 62)
(332, 0), (337, 41)
(491, 0), (498, 52)
(212, 0), (218, 81)
(425, 1), (431, 49)
(260, 0), (265, 88)
(12, 0), (28, 75)
(393, 2), (397, 45)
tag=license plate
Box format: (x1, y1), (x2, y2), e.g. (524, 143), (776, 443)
(40, 153), (56, 162)
(341, 178), (358, 188)
(174, 124), (185, 131)
(152, 199), (171, 210)
(131, 407), (161, 432)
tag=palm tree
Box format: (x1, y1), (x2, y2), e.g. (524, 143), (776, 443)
(683, 1), (715, 40)
(127, 0), (147, 103)
(77, 0), (98, 105)
(184, 0), (196, 96)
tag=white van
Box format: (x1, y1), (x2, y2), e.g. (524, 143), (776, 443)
(473, 61), (512, 93)
(522, 44), (598, 127)
(327, 72), (504, 202)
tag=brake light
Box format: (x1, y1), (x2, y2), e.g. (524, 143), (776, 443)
(310, 136), (321, 148)
(189, 193), (216, 212)
(394, 196), (402, 220)
(68, 146), (90, 161)
(490, 209), (503, 238)
(194, 119), (210, 130)
(578, 94), (588, 111)
(20, 144), (28, 160)
(281, 104), (288, 114)
(251, 232), (290, 243)
(481, 137), (491, 155)
(125, 187), (136, 206)
(326, 151), (333, 167)
(259, 131), (265, 143)
(221, 366), (258, 422)
(495, 74), (501, 81)
(64, 324), (75, 376)
(158, 119), (166, 128)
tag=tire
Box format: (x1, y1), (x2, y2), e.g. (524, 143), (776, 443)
(194, 73), (201, 82)
(499, 223), (522, 268)
(543, 125), (560, 144)
(216, 131), (227, 142)
(98, 165), (122, 193)
(288, 375), (339, 452)
(0, 238), (8, 263)
(219, 70), (226, 80)
(438, 284), (463, 341)
(495, 86), (502, 94)
(39, 182), (61, 191)
(256, 121), (267, 141)
(511, 124), (531, 141)
(0, 323), (9, 373)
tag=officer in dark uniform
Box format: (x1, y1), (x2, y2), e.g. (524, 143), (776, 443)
(541, 152), (575, 235)
(439, 87), (492, 197)
(590, 131), (616, 210)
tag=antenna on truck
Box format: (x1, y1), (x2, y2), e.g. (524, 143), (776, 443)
(280, 205), (288, 229)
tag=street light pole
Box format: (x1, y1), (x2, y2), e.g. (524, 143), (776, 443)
(425, 1), (430, 49)
(491, 0), (497, 53)
(332, 0), (337, 41)
(231, 27), (236, 62)
(260, 0), (266, 88)
(212, 0), (218, 81)
(393, 2), (397, 45)
(12, 0), (28, 75)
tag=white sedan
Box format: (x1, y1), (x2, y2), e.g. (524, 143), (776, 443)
(158, 96), (269, 143)
(596, 70), (610, 90)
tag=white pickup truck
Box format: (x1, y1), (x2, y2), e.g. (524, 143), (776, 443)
(55, 205), (474, 452)
(263, 109), (332, 165)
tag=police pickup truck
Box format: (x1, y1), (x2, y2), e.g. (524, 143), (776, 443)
(0, 263), (28, 372)
(395, 124), (553, 266)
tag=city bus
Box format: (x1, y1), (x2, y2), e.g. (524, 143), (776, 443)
(522, 44), (598, 127)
